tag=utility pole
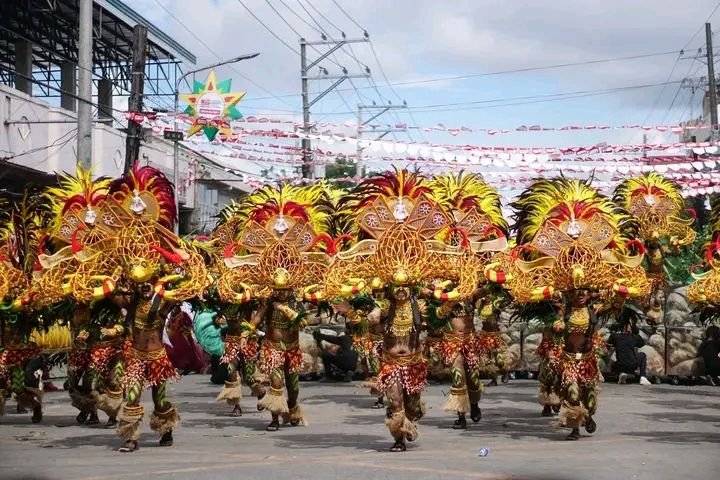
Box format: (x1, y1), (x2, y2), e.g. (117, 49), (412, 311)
(300, 36), (369, 179)
(76, 0), (93, 170)
(124, 25), (148, 174)
(357, 103), (408, 176)
(706, 22), (718, 138)
(300, 40), (310, 179)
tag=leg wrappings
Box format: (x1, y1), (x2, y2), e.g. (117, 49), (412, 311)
(385, 411), (418, 441)
(95, 388), (123, 418)
(117, 405), (144, 441)
(70, 390), (97, 413)
(216, 380), (242, 406)
(257, 386), (289, 414)
(281, 404), (309, 426)
(443, 387), (471, 413)
(150, 405), (180, 437)
(555, 402), (588, 429)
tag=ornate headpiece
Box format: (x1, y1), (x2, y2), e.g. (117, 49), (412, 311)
(613, 172), (695, 246)
(488, 178), (648, 302)
(222, 183), (330, 294)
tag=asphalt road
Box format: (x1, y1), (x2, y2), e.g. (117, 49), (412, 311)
(1, 376), (718, 480)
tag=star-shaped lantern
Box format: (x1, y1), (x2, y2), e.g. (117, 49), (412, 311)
(180, 70), (245, 141)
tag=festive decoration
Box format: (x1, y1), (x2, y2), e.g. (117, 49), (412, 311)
(180, 71), (246, 141)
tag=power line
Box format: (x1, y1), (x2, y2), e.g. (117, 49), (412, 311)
(235, 0), (301, 55)
(307, 79), (687, 115)
(242, 49), (685, 103)
(643, 1), (720, 124)
(152, 0), (296, 109)
(1, 128), (78, 162)
(331, 0), (364, 31)
(324, 1), (421, 141)
(403, 80), (688, 111)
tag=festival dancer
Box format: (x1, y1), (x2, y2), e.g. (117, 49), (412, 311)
(552, 289), (610, 440)
(214, 301), (266, 416)
(614, 173), (696, 316)
(486, 177), (649, 440)
(476, 294), (510, 386)
(77, 164), (208, 452)
(688, 196), (720, 323)
(429, 171), (509, 429)
(40, 167), (127, 428)
(0, 188), (53, 423)
(221, 183), (331, 431)
(203, 209), (268, 417)
(515, 301), (564, 416)
(334, 169), (476, 451)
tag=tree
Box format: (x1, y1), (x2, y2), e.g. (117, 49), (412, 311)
(324, 156), (357, 188)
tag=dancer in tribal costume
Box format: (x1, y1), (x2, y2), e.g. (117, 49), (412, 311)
(40, 167), (126, 428)
(688, 196), (720, 327)
(221, 183), (331, 431)
(334, 169), (475, 451)
(77, 164), (208, 452)
(429, 171), (509, 429)
(66, 305), (100, 424)
(359, 279), (389, 409)
(434, 296), (482, 429)
(614, 173), (696, 320)
(551, 289), (613, 440)
(216, 303), (266, 416)
(476, 295), (509, 386)
(0, 188), (53, 423)
(514, 301), (564, 416)
(487, 177), (649, 440)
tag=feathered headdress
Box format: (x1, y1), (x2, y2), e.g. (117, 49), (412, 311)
(45, 166), (111, 246)
(108, 163), (177, 230)
(430, 171), (508, 253)
(613, 172), (695, 245)
(487, 177), (648, 302)
(512, 177), (631, 250)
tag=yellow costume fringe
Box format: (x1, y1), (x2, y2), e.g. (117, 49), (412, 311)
(95, 388), (123, 417)
(281, 404), (309, 426)
(117, 405), (144, 441)
(442, 386), (471, 414)
(216, 380), (242, 406)
(257, 386), (289, 414)
(555, 402), (588, 429)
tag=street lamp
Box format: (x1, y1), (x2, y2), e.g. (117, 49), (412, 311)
(172, 53), (260, 233)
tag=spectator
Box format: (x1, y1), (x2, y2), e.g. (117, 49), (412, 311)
(699, 325), (720, 386)
(608, 322), (651, 385)
(313, 330), (358, 382)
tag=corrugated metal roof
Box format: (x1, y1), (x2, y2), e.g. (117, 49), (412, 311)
(99, 0), (196, 64)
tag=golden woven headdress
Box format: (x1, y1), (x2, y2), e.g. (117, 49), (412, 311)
(429, 171), (508, 257)
(226, 183), (330, 291)
(338, 168), (464, 289)
(613, 172), (695, 246)
(488, 177), (649, 302)
(689, 196), (720, 305)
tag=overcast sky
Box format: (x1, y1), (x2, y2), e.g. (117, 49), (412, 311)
(125, 0), (720, 149)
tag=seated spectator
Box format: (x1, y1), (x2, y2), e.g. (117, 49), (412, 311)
(699, 325), (720, 386)
(313, 330), (358, 382)
(609, 321), (651, 385)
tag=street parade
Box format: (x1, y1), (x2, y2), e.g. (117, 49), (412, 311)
(1, 2), (720, 479)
